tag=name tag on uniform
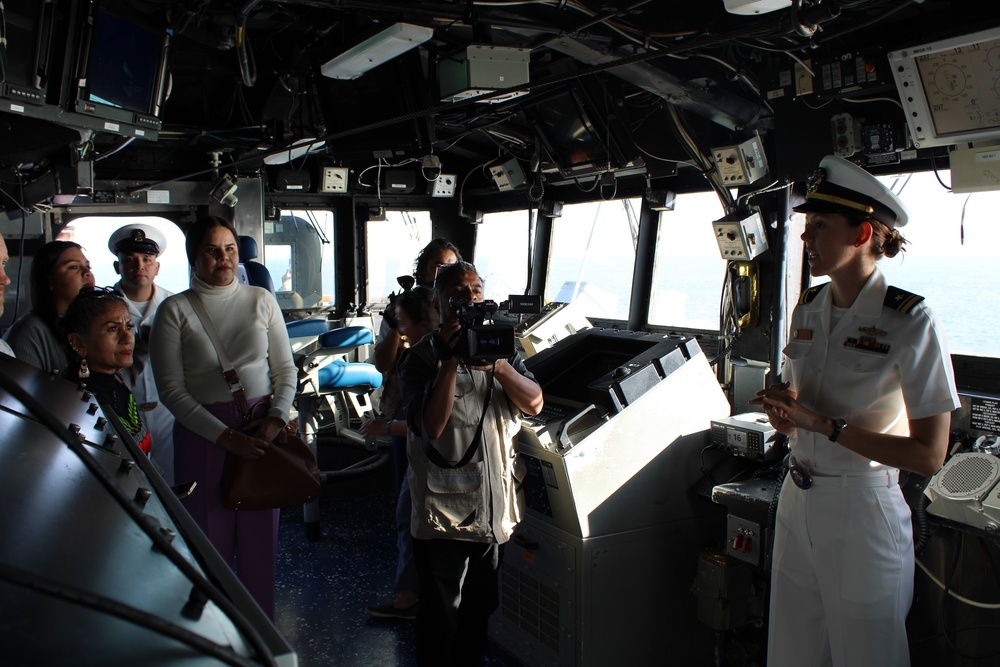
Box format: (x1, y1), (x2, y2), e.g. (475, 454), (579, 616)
(792, 329), (812, 340)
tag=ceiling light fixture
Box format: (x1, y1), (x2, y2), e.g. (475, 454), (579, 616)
(321, 23), (433, 81)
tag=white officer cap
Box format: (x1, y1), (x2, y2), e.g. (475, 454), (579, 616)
(108, 223), (166, 256)
(793, 155), (908, 228)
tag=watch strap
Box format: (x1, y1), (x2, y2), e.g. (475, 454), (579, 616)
(829, 418), (847, 442)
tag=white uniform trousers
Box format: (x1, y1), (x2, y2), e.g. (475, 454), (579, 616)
(767, 473), (913, 667)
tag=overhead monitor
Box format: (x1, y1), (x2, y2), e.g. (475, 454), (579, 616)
(0, 0), (59, 107)
(319, 54), (429, 162)
(71, 1), (170, 135)
(523, 80), (644, 180)
(888, 27), (1000, 148)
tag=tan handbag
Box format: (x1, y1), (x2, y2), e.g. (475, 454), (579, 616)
(220, 419), (321, 510)
(185, 292), (321, 510)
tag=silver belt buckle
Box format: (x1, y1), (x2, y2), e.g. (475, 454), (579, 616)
(789, 461), (812, 490)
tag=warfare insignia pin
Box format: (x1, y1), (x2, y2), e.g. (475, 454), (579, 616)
(858, 326), (887, 337)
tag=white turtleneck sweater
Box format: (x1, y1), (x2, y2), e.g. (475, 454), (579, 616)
(150, 276), (296, 443)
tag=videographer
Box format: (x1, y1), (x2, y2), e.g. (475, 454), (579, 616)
(364, 238), (462, 621)
(399, 261), (543, 666)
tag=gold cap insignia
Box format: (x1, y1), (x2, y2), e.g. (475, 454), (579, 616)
(131, 229), (146, 243)
(806, 168), (826, 195)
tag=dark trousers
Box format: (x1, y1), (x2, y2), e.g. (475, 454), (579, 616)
(413, 537), (504, 667)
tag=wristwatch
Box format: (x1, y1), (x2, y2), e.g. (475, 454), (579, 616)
(829, 418), (847, 442)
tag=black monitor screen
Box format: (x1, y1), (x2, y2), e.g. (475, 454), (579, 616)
(530, 334), (658, 404)
(1, 0), (56, 93)
(528, 87), (612, 177)
(87, 11), (162, 114)
(319, 55), (428, 160)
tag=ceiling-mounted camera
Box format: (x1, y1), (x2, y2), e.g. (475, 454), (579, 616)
(422, 154), (442, 181)
(210, 174), (239, 207)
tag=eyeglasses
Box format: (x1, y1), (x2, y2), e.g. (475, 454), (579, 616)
(76, 285), (124, 301)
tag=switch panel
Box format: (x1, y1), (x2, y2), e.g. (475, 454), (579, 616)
(431, 174), (458, 197)
(711, 134), (768, 185)
(321, 166), (349, 193)
(726, 516), (762, 566)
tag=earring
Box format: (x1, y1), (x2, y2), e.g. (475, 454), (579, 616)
(78, 357), (90, 379)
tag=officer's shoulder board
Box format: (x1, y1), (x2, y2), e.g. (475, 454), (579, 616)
(884, 286), (924, 314)
(799, 284), (826, 305)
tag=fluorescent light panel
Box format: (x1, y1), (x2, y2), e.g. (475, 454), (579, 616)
(321, 23), (433, 80)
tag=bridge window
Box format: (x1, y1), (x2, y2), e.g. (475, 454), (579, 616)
(545, 199), (641, 321)
(874, 171), (998, 358)
(266, 210), (335, 310)
(60, 217), (188, 293)
(648, 191), (729, 330)
(366, 210), (432, 303)
(475, 211), (531, 300)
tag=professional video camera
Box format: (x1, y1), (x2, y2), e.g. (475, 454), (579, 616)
(449, 297), (516, 363)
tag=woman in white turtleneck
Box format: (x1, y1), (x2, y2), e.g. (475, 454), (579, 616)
(150, 215), (295, 620)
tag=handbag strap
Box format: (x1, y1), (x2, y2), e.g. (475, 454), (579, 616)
(184, 291), (252, 420)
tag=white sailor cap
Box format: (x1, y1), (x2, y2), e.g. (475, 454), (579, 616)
(109, 223), (166, 256)
(793, 155), (908, 228)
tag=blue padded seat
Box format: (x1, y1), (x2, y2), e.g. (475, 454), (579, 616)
(318, 360), (383, 391)
(286, 318), (331, 339)
(319, 326), (373, 348)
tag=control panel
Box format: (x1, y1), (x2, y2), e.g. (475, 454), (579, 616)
(711, 412), (780, 460)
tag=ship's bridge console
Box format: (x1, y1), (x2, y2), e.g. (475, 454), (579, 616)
(516, 327), (731, 537)
(491, 328), (732, 667)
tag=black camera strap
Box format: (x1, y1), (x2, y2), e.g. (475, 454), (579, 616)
(422, 363), (496, 470)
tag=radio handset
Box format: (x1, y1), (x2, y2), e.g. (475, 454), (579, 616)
(728, 261), (759, 328)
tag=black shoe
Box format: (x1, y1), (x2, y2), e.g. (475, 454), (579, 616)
(366, 600), (418, 620)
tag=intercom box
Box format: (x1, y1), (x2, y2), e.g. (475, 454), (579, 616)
(712, 210), (769, 260)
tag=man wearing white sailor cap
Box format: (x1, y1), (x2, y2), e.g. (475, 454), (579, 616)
(754, 155), (960, 667)
(110, 223), (177, 484)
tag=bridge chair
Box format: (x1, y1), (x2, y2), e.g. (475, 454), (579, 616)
(285, 318), (385, 538)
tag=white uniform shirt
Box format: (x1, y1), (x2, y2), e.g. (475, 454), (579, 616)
(783, 267), (960, 474)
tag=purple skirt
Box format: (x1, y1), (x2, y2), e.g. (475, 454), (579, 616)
(174, 396), (280, 619)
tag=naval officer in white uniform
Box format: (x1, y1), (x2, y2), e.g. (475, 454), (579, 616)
(754, 155), (960, 667)
(110, 224), (176, 484)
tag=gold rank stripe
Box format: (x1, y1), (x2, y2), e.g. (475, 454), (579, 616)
(894, 292), (923, 313)
(807, 191), (875, 215)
